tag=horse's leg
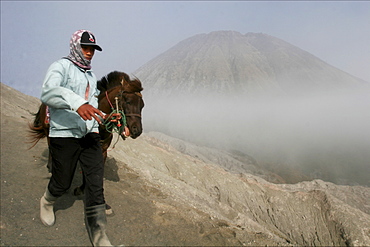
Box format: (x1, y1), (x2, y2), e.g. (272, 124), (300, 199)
(100, 131), (114, 215)
(73, 168), (85, 196)
(46, 149), (52, 173)
(46, 137), (52, 173)
(100, 128), (113, 161)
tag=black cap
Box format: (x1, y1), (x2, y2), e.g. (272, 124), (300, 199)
(80, 31), (102, 51)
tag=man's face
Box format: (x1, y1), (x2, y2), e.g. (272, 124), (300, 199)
(81, 45), (95, 61)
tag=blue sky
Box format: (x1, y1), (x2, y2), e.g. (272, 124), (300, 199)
(1, 1), (370, 97)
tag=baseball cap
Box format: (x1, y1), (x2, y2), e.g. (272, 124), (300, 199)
(80, 31), (102, 51)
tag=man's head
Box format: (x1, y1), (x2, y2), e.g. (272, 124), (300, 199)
(67, 29), (102, 69)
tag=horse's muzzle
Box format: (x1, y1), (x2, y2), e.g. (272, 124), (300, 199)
(129, 129), (142, 139)
(128, 124), (142, 139)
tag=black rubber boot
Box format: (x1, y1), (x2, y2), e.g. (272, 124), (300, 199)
(85, 204), (112, 246)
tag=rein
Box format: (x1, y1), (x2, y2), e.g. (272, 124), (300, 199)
(102, 91), (126, 134)
(102, 89), (142, 134)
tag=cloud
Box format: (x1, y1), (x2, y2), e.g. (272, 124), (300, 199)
(143, 85), (370, 186)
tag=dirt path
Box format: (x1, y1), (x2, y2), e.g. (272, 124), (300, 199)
(0, 112), (250, 246)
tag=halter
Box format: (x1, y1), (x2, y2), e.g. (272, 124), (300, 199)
(101, 75), (143, 134)
(104, 90), (142, 119)
(103, 86), (143, 134)
(103, 76), (142, 119)
(102, 91), (126, 134)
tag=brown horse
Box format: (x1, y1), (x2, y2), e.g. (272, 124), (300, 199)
(97, 71), (144, 163)
(29, 71), (144, 194)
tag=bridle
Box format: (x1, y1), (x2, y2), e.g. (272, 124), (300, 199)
(104, 89), (142, 119)
(101, 75), (143, 144)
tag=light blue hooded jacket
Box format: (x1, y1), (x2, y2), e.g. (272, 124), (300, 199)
(41, 58), (100, 138)
(41, 30), (102, 138)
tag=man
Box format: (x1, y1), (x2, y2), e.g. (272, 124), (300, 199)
(39, 29), (115, 246)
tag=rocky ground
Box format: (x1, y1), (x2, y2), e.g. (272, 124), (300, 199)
(1, 82), (369, 246)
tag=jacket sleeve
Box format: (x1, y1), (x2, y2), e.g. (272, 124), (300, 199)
(41, 60), (87, 111)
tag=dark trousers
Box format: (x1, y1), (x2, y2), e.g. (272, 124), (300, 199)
(48, 133), (105, 207)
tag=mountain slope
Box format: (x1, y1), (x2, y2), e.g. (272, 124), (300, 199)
(1, 83), (370, 246)
(135, 31), (366, 98)
(109, 131), (370, 246)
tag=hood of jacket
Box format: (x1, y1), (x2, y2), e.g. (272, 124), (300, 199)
(65, 29), (94, 70)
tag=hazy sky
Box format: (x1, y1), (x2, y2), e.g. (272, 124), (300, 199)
(1, 1), (370, 97)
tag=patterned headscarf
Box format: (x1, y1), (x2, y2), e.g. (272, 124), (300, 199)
(65, 29), (94, 70)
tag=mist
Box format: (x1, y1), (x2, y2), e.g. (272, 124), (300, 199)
(143, 84), (370, 186)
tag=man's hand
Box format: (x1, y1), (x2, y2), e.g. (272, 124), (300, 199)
(122, 126), (130, 137)
(77, 103), (105, 124)
(104, 113), (121, 123)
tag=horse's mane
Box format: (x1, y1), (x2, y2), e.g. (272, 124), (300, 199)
(97, 71), (143, 93)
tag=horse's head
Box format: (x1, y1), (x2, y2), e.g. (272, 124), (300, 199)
(119, 80), (144, 139)
(98, 74), (144, 139)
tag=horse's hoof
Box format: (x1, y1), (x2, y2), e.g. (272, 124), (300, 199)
(106, 203), (114, 216)
(73, 187), (84, 196)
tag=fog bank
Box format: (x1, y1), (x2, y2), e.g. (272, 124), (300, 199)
(143, 85), (370, 186)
